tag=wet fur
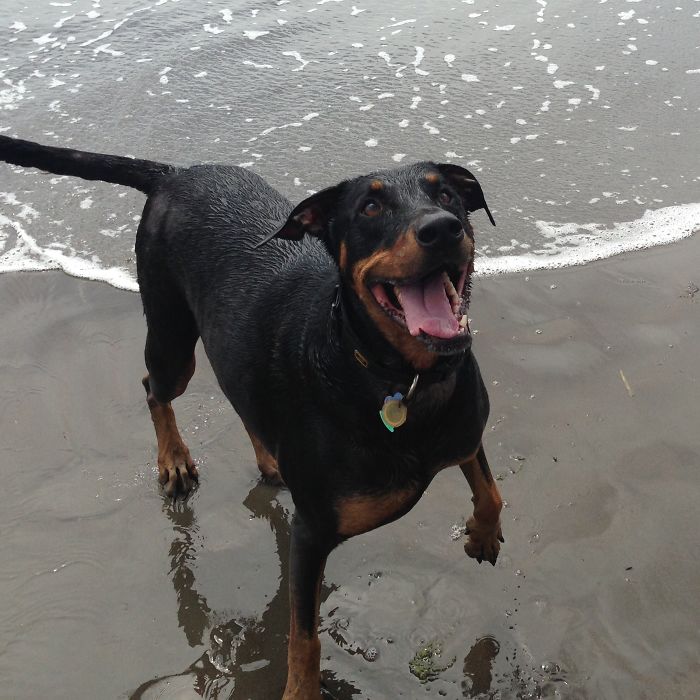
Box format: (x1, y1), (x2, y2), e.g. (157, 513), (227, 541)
(0, 135), (503, 699)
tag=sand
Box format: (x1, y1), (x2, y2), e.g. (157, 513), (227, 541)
(1, 236), (699, 699)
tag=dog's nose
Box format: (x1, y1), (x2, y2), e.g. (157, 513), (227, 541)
(415, 211), (464, 248)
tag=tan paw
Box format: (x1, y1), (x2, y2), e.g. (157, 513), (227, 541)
(158, 447), (198, 498)
(463, 516), (504, 566)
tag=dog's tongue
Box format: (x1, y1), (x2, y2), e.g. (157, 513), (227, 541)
(397, 271), (460, 339)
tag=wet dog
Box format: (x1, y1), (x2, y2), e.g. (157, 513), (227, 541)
(0, 135), (504, 699)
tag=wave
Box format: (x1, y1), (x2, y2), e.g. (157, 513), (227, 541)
(477, 202), (700, 275)
(1, 202), (699, 291)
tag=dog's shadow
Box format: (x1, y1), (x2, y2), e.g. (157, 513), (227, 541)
(129, 482), (357, 699)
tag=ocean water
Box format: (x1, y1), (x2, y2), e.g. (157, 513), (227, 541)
(0, 0), (698, 291)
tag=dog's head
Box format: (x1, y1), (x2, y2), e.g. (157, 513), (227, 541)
(264, 162), (494, 368)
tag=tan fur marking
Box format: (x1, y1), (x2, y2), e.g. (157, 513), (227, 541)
(339, 240), (348, 272)
(336, 488), (418, 537)
(425, 172), (440, 184)
(243, 424), (283, 485)
(351, 230), (435, 368)
(283, 565), (324, 699)
(370, 179), (384, 191)
(460, 451), (503, 563)
(147, 398), (198, 488)
(351, 230), (473, 369)
(284, 613), (322, 699)
(150, 403), (190, 467)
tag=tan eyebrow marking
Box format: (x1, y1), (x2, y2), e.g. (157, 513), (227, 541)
(370, 179), (384, 191)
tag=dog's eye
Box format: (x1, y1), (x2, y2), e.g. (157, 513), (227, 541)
(362, 199), (382, 217)
(438, 189), (453, 205)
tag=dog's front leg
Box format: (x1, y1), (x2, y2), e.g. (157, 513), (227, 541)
(283, 513), (331, 700)
(460, 444), (504, 565)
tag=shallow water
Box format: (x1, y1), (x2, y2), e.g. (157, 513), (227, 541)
(2, 239), (700, 698)
(1, 0), (699, 288)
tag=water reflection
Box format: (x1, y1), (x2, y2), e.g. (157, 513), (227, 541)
(130, 483), (358, 699)
(461, 635), (500, 697)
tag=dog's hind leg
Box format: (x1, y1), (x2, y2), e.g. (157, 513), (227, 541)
(141, 285), (200, 497)
(243, 424), (284, 486)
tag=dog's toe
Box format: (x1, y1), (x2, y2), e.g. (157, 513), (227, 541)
(160, 457), (198, 499)
(464, 524), (502, 566)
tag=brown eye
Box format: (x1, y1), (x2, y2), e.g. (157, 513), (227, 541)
(363, 199), (382, 217)
(438, 189), (452, 205)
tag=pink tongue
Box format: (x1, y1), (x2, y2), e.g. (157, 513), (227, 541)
(397, 271), (460, 339)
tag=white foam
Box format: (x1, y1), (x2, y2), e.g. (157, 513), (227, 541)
(243, 60), (274, 69)
(585, 85), (600, 100)
(0, 212), (138, 291)
(33, 33), (58, 45)
(54, 14), (75, 29)
(476, 204), (700, 276)
(243, 30), (269, 39)
(283, 51), (314, 71)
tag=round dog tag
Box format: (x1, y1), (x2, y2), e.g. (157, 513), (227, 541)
(380, 393), (407, 431)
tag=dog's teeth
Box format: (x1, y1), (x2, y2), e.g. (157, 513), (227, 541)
(459, 314), (468, 328)
(443, 272), (458, 299)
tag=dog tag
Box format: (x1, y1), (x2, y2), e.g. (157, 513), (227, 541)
(380, 392), (407, 432)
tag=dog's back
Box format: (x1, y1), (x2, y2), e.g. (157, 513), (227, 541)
(135, 163), (339, 419)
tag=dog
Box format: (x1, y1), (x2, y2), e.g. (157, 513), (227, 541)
(0, 135), (504, 699)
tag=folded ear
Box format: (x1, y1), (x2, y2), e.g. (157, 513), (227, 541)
(435, 163), (496, 226)
(255, 184), (345, 248)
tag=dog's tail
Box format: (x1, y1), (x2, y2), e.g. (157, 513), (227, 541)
(0, 135), (177, 195)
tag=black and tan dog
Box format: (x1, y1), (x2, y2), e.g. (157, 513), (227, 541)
(0, 135), (504, 699)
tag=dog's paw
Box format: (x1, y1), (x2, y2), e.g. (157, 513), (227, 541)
(158, 448), (199, 498)
(463, 516), (504, 566)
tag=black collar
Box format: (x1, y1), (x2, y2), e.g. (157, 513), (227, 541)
(330, 285), (465, 392)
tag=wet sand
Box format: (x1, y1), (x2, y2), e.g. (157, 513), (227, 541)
(1, 236), (699, 699)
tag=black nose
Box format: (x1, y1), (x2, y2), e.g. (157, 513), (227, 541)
(415, 211), (464, 248)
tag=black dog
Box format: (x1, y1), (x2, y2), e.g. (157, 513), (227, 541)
(0, 135), (504, 699)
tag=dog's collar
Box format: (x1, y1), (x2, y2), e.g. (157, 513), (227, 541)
(331, 284), (465, 392)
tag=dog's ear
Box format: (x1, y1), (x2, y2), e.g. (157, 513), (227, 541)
(435, 164), (496, 226)
(255, 184), (344, 248)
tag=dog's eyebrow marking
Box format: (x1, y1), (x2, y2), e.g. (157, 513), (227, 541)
(424, 172), (440, 184)
(370, 179), (384, 191)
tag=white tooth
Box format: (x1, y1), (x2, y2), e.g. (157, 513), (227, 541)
(443, 271), (458, 299)
(459, 314), (468, 328)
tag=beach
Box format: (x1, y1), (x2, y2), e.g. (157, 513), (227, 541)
(1, 0), (699, 696)
(1, 235), (698, 699)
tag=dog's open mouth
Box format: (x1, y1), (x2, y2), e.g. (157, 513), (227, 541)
(369, 263), (472, 347)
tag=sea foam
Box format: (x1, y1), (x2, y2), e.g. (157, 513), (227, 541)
(1, 202), (699, 291)
(477, 203), (700, 275)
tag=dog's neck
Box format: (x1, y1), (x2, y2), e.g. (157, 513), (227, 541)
(331, 284), (465, 397)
